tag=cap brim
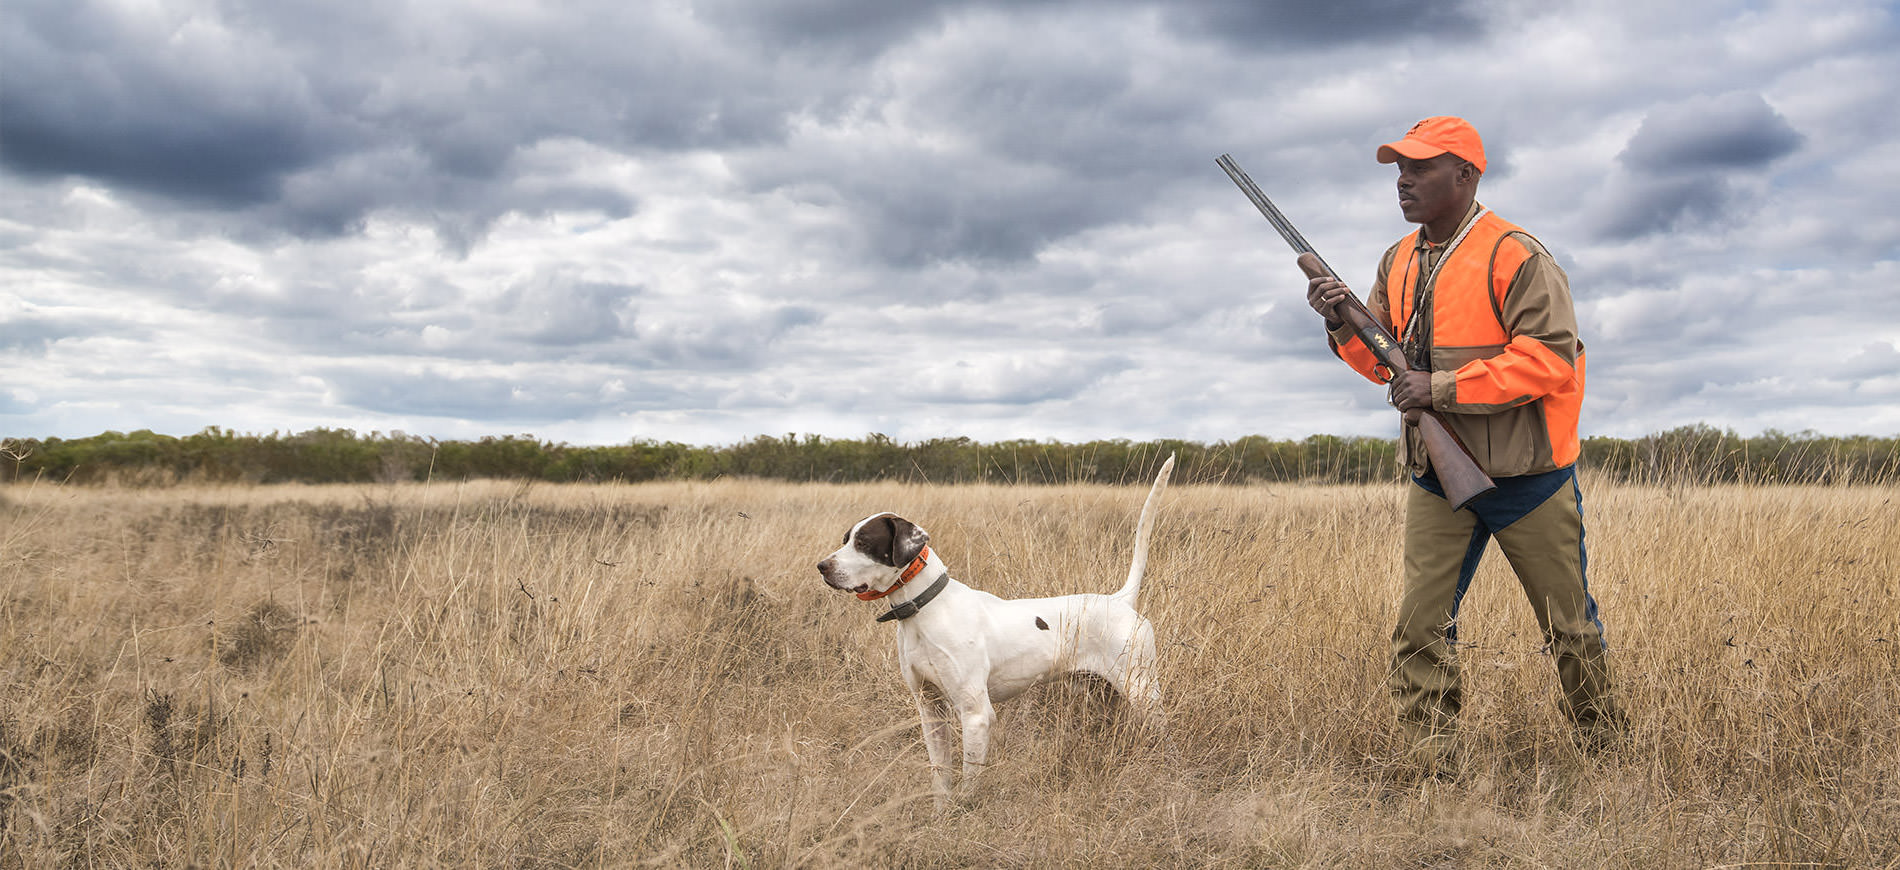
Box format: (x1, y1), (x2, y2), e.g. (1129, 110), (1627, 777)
(1376, 138), (1448, 164)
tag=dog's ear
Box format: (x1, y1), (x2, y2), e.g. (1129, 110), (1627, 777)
(852, 513), (929, 568)
(886, 515), (929, 568)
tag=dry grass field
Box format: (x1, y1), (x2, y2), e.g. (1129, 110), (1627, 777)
(1, 472), (1895, 868)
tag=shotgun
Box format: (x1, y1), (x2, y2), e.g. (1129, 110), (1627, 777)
(1216, 153), (1497, 510)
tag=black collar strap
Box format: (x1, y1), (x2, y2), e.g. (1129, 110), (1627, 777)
(876, 571), (951, 623)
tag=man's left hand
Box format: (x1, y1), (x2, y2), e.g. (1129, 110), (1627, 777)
(1388, 371), (1432, 413)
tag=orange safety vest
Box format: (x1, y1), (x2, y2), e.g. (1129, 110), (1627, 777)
(1338, 210), (1583, 476)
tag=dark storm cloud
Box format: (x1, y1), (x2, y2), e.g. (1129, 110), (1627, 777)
(733, 6), (1219, 268)
(264, 148), (640, 244)
(738, 130), (1108, 267)
(1619, 92), (1805, 174)
(701, 0), (1477, 56)
(0, 0), (791, 243)
(1593, 93), (1805, 241)
(0, 0), (348, 206)
(2, 0), (1486, 260)
(1163, 0), (1483, 45)
(849, 160), (1117, 267)
(695, 0), (965, 54)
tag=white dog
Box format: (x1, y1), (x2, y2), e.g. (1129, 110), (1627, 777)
(816, 455), (1174, 805)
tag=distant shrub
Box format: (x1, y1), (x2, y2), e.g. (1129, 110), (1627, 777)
(2, 425), (1893, 487)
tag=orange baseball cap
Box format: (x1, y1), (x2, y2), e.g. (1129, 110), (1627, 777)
(1376, 116), (1486, 173)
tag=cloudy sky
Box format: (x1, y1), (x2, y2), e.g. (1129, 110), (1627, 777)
(4, 0), (1897, 448)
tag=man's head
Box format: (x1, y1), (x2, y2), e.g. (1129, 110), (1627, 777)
(1378, 117), (1484, 237)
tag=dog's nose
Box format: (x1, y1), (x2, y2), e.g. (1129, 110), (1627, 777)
(817, 558), (834, 576)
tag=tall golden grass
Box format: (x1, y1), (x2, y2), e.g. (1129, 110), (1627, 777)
(1, 473), (1894, 867)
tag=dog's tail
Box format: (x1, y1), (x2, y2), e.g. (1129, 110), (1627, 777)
(1112, 453), (1174, 604)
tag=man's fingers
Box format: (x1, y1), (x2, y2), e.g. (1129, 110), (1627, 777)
(1382, 370), (1431, 412)
(1307, 278), (1350, 318)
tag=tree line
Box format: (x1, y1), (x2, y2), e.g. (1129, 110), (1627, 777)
(1, 424), (1894, 487)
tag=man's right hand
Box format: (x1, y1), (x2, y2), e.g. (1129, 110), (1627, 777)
(1307, 275), (1350, 329)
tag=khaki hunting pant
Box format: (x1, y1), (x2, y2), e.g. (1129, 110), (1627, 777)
(1390, 474), (1622, 753)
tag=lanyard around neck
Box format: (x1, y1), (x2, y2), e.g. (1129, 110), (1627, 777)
(1399, 207), (1488, 361)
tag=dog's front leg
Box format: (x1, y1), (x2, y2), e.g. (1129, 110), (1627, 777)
(915, 690), (957, 810)
(956, 697), (995, 800)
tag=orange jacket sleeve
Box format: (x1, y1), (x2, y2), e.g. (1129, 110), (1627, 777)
(1326, 244), (1402, 385)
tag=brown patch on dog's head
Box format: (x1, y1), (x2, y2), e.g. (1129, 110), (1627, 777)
(851, 512), (928, 568)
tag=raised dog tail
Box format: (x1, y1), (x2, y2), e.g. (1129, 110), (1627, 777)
(1112, 453), (1174, 604)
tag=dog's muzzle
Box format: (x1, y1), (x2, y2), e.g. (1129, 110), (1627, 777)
(816, 558), (867, 594)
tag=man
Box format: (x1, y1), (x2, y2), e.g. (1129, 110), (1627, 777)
(1306, 116), (1624, 773)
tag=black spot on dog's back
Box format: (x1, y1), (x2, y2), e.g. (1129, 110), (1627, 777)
(1035, 617), (1049, 630)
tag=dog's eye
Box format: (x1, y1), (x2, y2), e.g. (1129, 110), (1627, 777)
(842, 531), (851, 545)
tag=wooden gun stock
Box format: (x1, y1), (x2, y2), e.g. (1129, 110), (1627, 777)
(1296, 253), (1496, 510)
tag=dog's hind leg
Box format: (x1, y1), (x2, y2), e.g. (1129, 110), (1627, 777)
(1095, 631), (1174, 754)
(1112, 663), (1180, 761)
(1122, 666), (1167, 731)
(1099, 659), (1164, 731)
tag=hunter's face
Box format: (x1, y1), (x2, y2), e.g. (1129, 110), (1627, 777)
(1394, 153), (1472, 231)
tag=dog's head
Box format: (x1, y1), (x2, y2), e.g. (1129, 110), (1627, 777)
(817, 512), (931, 597)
